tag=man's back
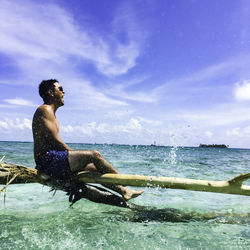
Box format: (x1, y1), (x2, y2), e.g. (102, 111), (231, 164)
(32, 104), (62, 162)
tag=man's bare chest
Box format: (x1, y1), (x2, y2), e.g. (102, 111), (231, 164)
(55, 118), (60, 132)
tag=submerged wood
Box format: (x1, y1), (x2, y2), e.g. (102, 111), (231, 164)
(0, 162), (129, 208)
(78, 172), (250, 196)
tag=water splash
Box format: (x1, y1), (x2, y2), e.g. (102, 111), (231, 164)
(167, 133), (180, 165)
(169, 146), (178, 165)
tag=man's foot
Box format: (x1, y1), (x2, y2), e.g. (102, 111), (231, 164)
(123, 189), (144, 201)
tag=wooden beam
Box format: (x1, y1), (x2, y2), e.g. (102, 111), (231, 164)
(0, 162), (130, 208)
(1, 161), (249, 198)
(78, 172), (250, 196)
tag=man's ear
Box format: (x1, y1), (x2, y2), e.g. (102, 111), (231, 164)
(48, 89), (54, 97)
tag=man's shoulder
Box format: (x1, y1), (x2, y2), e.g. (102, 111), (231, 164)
(34, 105), (53, 118)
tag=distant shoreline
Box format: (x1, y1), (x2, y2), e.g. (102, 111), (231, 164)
(0, 141), (247, 150)
(199, 144), (229, 148)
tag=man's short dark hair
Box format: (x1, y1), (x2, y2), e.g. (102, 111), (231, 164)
(39, 79), (58, 100)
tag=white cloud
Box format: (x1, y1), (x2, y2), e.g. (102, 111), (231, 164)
(107, 84), (156, 103)
(226, 127), (241, 137)
(0, 120), (8, 129)
(243, 126), (250, 135)
(102, 56), (249, 105)
(170, 104), (250, 127)
(136, 116), (162, 126)
(96, 123), (110, 134)
(62, 122), (107, 137)
(96, 41), (140, 76)
(0, 117), (32, 133)
(4, 97), (36, 106)
(205, 130), (213, 137)
(0, 0), (142, 78)
(61, 118), (143, 136)
(64, 78), (129, 109)
(62, 125), (74, 134)
(226, 126), (250, 138)
(126, 118), (142, 131)
(151, 56), (248, 103)
(0, 0), (145, 111)
(235, 80), (250, 100)
(103, 75), (156, 103)
(98, 2), (145, 75)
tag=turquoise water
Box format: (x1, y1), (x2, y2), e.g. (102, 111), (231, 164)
(0, 141), (249, 249)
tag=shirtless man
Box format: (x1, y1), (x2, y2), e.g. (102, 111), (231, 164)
(32, 79), (144, 201)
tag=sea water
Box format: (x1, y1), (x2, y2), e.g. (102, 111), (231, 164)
(0, 141), (249, 249)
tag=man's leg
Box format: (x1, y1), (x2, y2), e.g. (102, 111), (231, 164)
(69, 150), (119, 174)
(68, 150), (144, 200)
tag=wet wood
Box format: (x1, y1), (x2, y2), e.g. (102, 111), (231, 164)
(0, 161), (130, 208)
(78, 172), (250, 196)
(1, 161), (249, 200)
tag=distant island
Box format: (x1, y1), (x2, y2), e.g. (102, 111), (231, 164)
(199, 144), (229, 148)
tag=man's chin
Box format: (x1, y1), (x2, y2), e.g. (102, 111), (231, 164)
(59, 101), (64, 106)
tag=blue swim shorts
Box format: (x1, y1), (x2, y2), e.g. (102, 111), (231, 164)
(36, 150), (71, 180)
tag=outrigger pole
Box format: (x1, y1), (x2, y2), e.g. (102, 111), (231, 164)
(78, 172), (250, 196)
(0, 162), (250, 196)
(0, 161), (249, 197)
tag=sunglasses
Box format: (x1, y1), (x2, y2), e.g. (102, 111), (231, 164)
(58, 86), (64, 92)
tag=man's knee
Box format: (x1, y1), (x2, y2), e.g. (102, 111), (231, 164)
(91, 150), (102, 160)
(85, 163), (97, 172)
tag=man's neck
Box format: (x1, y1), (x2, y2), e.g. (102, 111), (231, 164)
(43, 102), (59, 113)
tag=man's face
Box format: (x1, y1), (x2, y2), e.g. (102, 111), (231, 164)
(52, 82), (65, 106)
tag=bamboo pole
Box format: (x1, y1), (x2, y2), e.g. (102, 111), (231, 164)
(78, 172), (250, 196)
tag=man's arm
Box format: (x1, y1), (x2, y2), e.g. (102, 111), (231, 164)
(39, 106), (72, 151)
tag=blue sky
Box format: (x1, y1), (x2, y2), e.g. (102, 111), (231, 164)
(1, 0), (250, 148)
